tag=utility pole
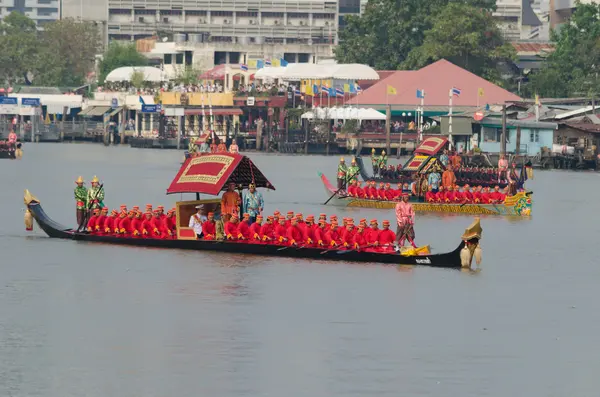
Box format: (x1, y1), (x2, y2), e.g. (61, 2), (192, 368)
(385, 104), (391, 154)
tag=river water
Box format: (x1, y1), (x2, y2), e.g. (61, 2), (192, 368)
(0, 144), (598, 396)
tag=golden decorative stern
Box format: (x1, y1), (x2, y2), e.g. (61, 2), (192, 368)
(23, 189), (40, 206)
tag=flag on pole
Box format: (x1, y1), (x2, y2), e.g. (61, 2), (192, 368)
(272, 59), (280, 67)
(248, 60), (257, 68)
(343, 83), (350, 93)
(257, 60), (264, 69)
(416, 89), (425, 98)
(387, 85), (397, 95)
(349, 84), (356, 94)
(321, 85), (329, 95)
(240, 64), (248, 71)
(294, 88), (301, 96)
(280, 58), (288, 67)
(355, 84), (362, 93)
(335, 88), (344, 97)
(265, 59), (272, 67)
(451, 87), (461, 97)
(306, 84), (313, 96)
(535, 94), (541, 106)
(478, 87), (484, 97)
(138, 95), (145, 105)
(312, 84), (319, 96)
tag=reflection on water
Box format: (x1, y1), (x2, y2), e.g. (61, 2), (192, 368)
(0, 144), (598, 397)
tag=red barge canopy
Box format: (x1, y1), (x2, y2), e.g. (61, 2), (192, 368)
(413, 136), (448, 156)
(166, 153), (275, 196)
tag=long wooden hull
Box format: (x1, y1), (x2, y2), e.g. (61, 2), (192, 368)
(23, 192), (479, 269)
(320, 172), (532, 217)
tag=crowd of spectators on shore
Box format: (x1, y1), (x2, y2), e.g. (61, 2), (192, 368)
(96, 81), (292, 96)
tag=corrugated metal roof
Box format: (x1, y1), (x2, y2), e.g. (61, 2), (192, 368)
(79, 106), (111, 117)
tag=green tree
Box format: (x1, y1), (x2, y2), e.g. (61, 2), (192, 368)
(528, 2), (600, 97)
(335, 0), (497, 70)
(130, 69), (146, 89)
(403, 3), (515, 85)
(35, 18), (100, 86)
(99, 42), (148, 84)
(174, 66), (203, 85)
(0, 12), (39, 84)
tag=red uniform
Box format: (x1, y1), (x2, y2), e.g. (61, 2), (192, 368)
(472, 191), (482, 203)
(434, 190), (445, 202)
(365, 228), (380, 246)
(355, 186), (366, 198)
(377, 188), (387, 200)
(462, 191), (473, 203)
(297, 221), (308, 236)
(453, 191), (464, 203)
(131, 218), (143, 237)
(150, 217), (168, 238)
(340, 228), (356, 248)
(352, 231), (366, 249)
(225, 221), (239, 240)
(238, 221), (251, 240)
(165, 216), (177, 233)
(302, 223), (316, 245)
(103, 215), (117, 234)
(347, 185), (357, 196)
(260, 223), (275, 242)
(444, 190), (456, 203)
(202, 220), (217, 240)
(384, 189), (395, 200)
(378, 229), (396, 252)
(95, 215), (107, 233)
(118, 217), (133, 236)
(275, 223), (288, 244)
(314, 227), (327, 247)
(425, 191), (436, 202)
(366, 186), (377, 199)
(323, 228), (340, 247)
(249, 222), (262, 241)
(490, 191), (505, 203)
(480, 192), (492, 204)
(286, 225), (303, 245)
(140, 218), (153, 237)
(86, 215), (99, 233)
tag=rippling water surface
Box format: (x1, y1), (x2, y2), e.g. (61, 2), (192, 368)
(1, 144), (598, 396)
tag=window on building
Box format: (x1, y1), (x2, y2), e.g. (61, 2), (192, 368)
(483, 127), (510, 143)
(37, 0), (54, 4)
(530, 129), (539, 143)
(164, 54), (172, 64)
(37, 7), (58, 16)
(175, 53), (183, 64)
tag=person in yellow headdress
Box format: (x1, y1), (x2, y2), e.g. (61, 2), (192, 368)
(337, 157), (347, 190)
(87, 176), (105, 210)
(74, 176), (88, 228)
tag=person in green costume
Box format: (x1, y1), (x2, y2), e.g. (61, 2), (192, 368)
(370, 148), (380, 177)
(346, 157), (360, 186)
(337, 157), (347, 189)
(377, 150), (388, 173)
(87, 176), (105, 210)
(74, 176), (88, 229)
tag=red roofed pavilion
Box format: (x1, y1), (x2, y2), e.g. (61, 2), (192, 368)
(347, 59), (521, 116)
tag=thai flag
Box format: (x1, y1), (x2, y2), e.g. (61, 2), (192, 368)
(355, 84), (362, 93)
(294, 88), (301, 96)
(265, 59), (272, 67)
(451, 87), (461, 96)
(240, 64), (248, 71)
(335, 88), (344, 97)
(321, 85), (329, 95)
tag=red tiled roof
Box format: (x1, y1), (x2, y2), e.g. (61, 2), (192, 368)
(348, 59), (521, 107)
(511, 42), (555, 54)
(357, 70), (397, 90)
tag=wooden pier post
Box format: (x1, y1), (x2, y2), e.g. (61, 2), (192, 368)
(501, 103), (507, 156)
(385, 104), (391, 155)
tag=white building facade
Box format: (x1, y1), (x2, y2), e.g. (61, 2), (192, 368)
(0, 0), (60, 26)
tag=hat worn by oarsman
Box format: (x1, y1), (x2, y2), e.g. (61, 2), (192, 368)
(91, 176), (99, 184)
(75, 176), (85, 184)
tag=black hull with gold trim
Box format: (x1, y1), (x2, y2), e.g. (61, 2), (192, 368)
(23, 190), (482, 269)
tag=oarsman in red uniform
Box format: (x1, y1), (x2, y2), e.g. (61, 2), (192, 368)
(131, 211), (143, 237)
(434, 186), (445, 202)
(354, 181), (366, 198)
(352, 224), (367, 250)
(303, 215), (316, 246)
(94, 207), (108, 234)
(114, 210), (127, 234)
(104, 210), (118, 234)
(140, 211), (153, 237)
(444, 186), (456, 203)
(489, 186), (505, 203)
(272, 210), (281, 224)
(365, 181), (376, 199)
(295, 213), (307, 235)
(462, 185), (473, 203)
(323, 220), (340, 247)
(314, 220), (328, 248)
(472, 186), (483, 203)
(249, 215), (263, 242)
(384, 183), (395, 200)
(150, 210), (168, 238)
(86, 209), (100, 233)
(238, 213), (251, 240)
(329, 215), (337, 226)
(285, 211), (294, 227)
(365, 219), (380, 252)
(340, 221), (356, 249)
(225, 214), (241, 240)
(378, 220), (397, 252)
(275, 218), (288, 244)
(347, 180), (358, 197)
(425, 186), (437, 203)
(377, 182), (386, 200)
(453, 185), (465, 203)
(286, 218), (303, 246)
(156, 206), (166, 221)
(119, 211), (135, 237)
(202, 212), (217, 240)
(261, 216), (275, 243)
(165, 210), (177, 236)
